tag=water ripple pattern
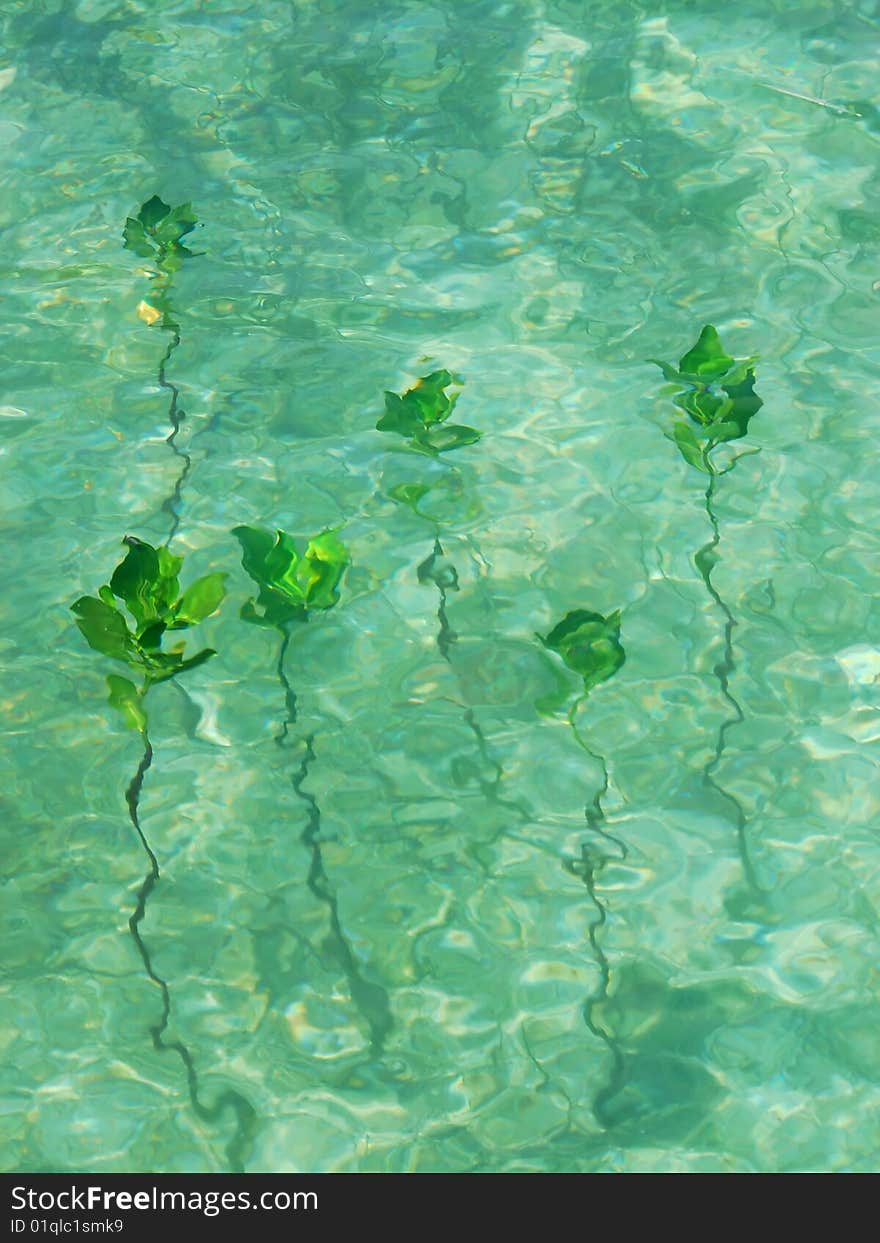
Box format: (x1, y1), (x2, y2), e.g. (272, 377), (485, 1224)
(1, 0), (879, 1172)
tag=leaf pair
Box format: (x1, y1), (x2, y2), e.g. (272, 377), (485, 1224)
(376, 370), (481, 454)
(652, 325), (763, 472)
(538, 609), (626, 697)
(233, 526), (350, 628)
(72, 536), (226, 730)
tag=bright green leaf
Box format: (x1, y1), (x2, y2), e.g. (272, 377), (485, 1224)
(233, 524), (349, 624)
(539, 609), (625, 695)
(73, 536), (225, 698)
(263, 530), (306, 605)
(154, 202), (198, 247)
(376, 370), (474, 447)
(138, 619), (167, 650)
(109, 537), (161, 628)
(123, 218), (156, 258)
(108, 536), (182, 632)
(674, 387), (727, 427)
(301, 531), (350, 610)
(706, 420), (742, 444)
(71, 596), (135, 663)
(138, 195), (171, 230)
(670, 421), (710, 472)
(172, 572), (228, 627)
(106, 674), (147, 732)
(407, 370), (460, 426)
(721, 367), (763, 438)
(376, 391), (426, 437)
(678, 324), (735, 381)
(419, 423), (482, 453)
(231, 523), (275, 582)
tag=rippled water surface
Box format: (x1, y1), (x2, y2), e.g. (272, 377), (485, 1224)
(3, 0), (880, 1173)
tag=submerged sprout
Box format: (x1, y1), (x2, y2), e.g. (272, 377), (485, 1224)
(233, 525), (350, 628)
(377, 370), (480, 454)
(124, 196), (199, 329)
(123, 195), (198, 270)
(71, 536), (226, 728)
(538, 605), (628, 1124)
(539, 609), (625, 697)
(653, 325), (762, 896)
(651, 324), (763, 473)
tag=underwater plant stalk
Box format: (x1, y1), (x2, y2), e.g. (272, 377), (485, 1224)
(275, 626), (392, 1056)
(124, 716), (256, 1171)
(419, 536), (458, 660)
(695, 466), (759, 894)
(564, 694), (628, 1128)
(419, 536), (529, 828)
(156, 325), (191, 548)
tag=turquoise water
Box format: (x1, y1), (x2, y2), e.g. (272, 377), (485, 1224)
(2, 0), (880, 1173)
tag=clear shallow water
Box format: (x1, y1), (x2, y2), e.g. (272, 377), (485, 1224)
(2, 0), (880, 1173)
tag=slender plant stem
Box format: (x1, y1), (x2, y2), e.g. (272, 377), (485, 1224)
(695, 462), (761, 893)
(124, 724), (256, 1171)
(419, 536), (458, 659)
(565, 694), (627, 1128)
(275, 628), (392, 1055)
(156, 328), (192, 547)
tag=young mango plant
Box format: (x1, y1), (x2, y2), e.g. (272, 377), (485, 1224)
(71, 535), (226, 730)
(382, 373), (512, 819)
(652, 326), (763, 899)
(537, 606), (627, 833)
(232, 526), (349, 629)
(539, 609), (626, 699)
(233, 524), (391, 1053)
(537, 606), (627, 1127)
(651, 324), (763, 475)
(124, 195), (199, 331)
(376, 369), (480, 455)
(124, 196), (202, 544)
(68, 537), (250, 1164)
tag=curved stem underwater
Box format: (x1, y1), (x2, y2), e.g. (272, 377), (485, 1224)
(156, 328), (192, 547)
(422, 536), (530, 842)
(275, 628), (393, 1057)
(565, 695), (627, 1129)
(694, 468), (760, 894)
(125, 726), (257, 1172)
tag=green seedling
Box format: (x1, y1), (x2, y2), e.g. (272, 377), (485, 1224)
(72, 535), (252, 1158)
(122, 196), (202, 541)
(124, 195), (198, 270)
(651, 324), (763, 473)
(233, 525), (350, 628)
(124, 196), (199, 330)
(538, 609), (626, 699)
(71, 535), (226, 729)
(234, 524), (389, 1051)
(653, 326), (763, 897)
(537, 605), (627, 1126)
(377, 370), (480, 454)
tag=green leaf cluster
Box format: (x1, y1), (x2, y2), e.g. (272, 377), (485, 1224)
(651, 325), (763, 472)
(71, 536), (226, 728)
(377, 370), (481, 454)
(538, 609), (625, 697)
(123, 196), (198, 268)
(233, 526), (350, 628)
(123, 196), (198, 330)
